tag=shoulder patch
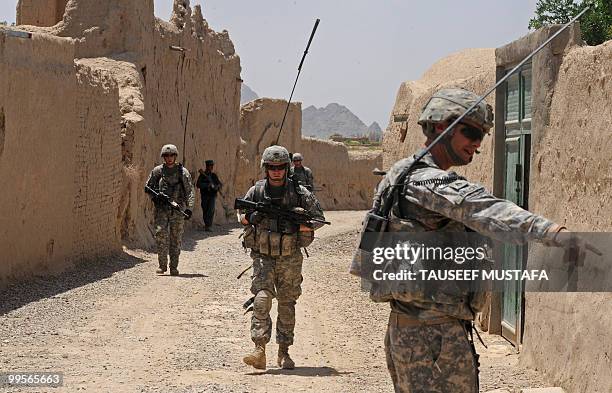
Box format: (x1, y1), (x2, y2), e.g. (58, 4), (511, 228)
(428, 179), (484, 205)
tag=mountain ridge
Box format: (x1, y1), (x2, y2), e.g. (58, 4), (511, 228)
(302, 103), (381, 140)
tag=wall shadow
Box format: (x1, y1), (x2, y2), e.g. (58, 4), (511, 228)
(0, 251), (146, 316)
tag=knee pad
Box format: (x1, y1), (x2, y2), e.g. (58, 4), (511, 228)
(253, 290), (273, 319)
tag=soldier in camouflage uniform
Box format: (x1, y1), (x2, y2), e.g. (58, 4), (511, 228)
(352, 88), (589, 393)
(239, 145), (325, 370)
(290, 153), (314, 191)
(145, 144), (195, 276)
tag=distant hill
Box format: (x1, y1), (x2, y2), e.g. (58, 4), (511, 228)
(240, 84), (259, 104)
(366, 121), (382, 142)
(302, 103), (380, 140)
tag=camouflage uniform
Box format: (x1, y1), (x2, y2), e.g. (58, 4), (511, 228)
(371, 151), (557, 393)
(243, 178), (324, 347)
(290, 166), (314, 192)
(145, 163), (195, 271)
(355, 88), (561, 393)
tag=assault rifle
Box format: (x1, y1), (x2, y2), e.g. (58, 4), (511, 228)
(234, 198), (331, 228)
(145, 185), (190, 218)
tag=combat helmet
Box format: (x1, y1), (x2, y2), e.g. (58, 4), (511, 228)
(292, 153), (303, 161)
(160, 144), (179, 157)
(418, 88), (494, 138)
(261, 145), (291, 168)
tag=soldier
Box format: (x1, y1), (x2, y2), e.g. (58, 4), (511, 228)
(354, 88), (594, 393)
(145, 144), (195, 276)
(196, 159), (222, 232)
(239, 145), (325, 370)
(290, 152), (314, 191)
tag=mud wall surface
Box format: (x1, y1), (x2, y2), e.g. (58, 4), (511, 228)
(237, 99), (301, 194)
(521, 40), (612, 393)
(0, 31), (122, 284)
(17, 0), (67, 27)
(300, 138), (381, 210)
(382, 48), (496, 188)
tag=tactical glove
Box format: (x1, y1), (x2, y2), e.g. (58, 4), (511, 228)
(184, 209), (192, 220)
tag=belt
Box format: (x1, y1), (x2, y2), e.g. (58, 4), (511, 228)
(390, 312), (458, 328)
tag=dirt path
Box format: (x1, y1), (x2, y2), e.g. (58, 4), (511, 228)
(0, 211), (549, 392)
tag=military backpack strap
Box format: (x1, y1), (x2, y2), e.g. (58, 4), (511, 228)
(253, 180), (266, 202)
(379, 158), (429, 219)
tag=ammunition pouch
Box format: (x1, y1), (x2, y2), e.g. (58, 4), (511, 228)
(242, 225), (257, 249)
(245, 226), (299, 256)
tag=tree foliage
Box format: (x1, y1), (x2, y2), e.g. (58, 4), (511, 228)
(529, 0), (612, 46)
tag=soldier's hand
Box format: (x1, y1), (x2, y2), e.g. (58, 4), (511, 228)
(248, 212), (264, 225)
(553, 229), (602, 256)
(184, 209), (193, 220)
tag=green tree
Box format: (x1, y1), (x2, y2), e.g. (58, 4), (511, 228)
(529, 0), (612, 46)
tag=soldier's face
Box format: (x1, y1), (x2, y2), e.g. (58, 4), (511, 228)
(163, 154), (177, 166)
(267, 164), (287, 183)
(293, 160), (303, 168)
(450, 122), (483, 163)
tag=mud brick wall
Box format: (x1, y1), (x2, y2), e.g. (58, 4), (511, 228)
(17, 0), (68, 27)
(520, 40), (612, 393)
(237, 99), (302, 195)
(72, 62), (122, 260)
(0, 30), (121, 285)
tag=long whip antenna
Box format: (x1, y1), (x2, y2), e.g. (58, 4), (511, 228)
(275, 19), (320, 145)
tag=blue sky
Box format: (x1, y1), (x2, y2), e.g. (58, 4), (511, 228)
(1, 1), (539, 127)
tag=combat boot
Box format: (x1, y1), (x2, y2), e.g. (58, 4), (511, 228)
(156, 265), (167, 274)
(277, 344), (295, 369)
(169, 268), (179, 276)
(243, 343), (266, 369)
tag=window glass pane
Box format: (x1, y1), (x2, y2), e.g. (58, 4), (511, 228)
(522, 68), (532, 121)
(506, 74), (520, 123)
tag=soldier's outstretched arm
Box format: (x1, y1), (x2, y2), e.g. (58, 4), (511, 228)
(404, 179), (556, 244)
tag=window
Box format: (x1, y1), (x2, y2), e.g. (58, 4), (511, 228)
(505, 64), (532, 136)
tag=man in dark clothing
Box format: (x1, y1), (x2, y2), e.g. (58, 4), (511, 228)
(196, 160), (222, 231)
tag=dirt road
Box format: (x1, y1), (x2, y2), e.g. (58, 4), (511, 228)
(0, 211), (548, 392)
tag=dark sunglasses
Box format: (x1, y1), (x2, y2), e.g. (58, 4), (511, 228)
(162, 154), (176, 158)
(457, 122), (486, 141)
(266, 164), (288, 171)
